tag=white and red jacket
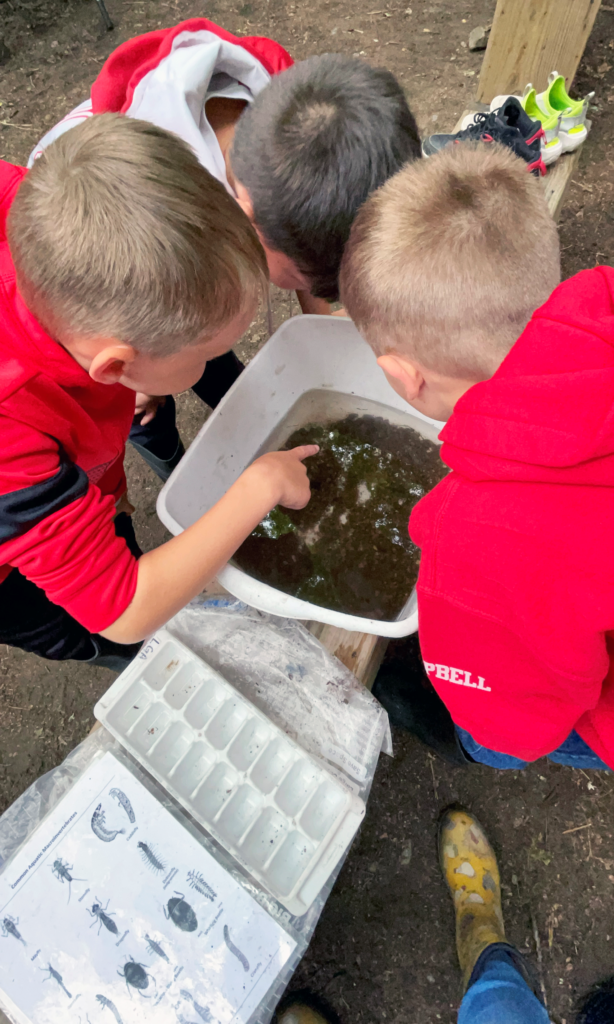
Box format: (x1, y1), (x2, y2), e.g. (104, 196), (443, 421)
(410, 268), (614, 768)
(29, 19), (293, 192)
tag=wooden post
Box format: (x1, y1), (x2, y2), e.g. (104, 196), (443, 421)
(306, 622), (389, 691)
(477, 0), (601, 104)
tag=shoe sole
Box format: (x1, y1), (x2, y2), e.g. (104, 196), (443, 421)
(559, 125), (587, 152)
(542, 138), (563, 165)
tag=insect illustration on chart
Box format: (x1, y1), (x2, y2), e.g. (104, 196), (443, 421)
(109, 788), (136, 824)
(91, 804), (125, 843)
(145, 933), (170, 963)
(187, 869), (216, 902)
(117, 956), (156, 997)
(40, 962), (72, 998)
(137, 840), (166, 874)
(96, 994), (124, 1024)
(164, 892), (198, 933)
(223, 925), (249, 972)
(2, 915), (26, 946)
(52, 857), (85, 903)
(88, 897), (119, 936)
(180, 989), (213, 1021)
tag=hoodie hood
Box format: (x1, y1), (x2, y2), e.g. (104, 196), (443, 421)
(440, 267), (614, 486)
(27, 19), (293, 189)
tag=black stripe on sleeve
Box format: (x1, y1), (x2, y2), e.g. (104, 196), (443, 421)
(0, 454), (89, 543)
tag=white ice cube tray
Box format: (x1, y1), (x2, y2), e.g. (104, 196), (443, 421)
(94, 630), (365, 916)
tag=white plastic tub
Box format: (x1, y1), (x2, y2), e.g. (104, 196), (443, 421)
(157, 315), (444, 637)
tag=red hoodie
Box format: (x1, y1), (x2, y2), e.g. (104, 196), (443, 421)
(410, 267), (614, 768)
(0, 162), (139, 632)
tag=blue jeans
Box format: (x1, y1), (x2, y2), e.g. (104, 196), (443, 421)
(457, 727), (610, 771)
(459, 945), (549, 1024)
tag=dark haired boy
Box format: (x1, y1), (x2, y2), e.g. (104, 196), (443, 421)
(31, 19), (421, 479)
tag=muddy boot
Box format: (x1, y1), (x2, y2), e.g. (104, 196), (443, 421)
(275, 991), (340, 1024)
(439, 807), (506, 991)
(277, 1008), (330, 1024)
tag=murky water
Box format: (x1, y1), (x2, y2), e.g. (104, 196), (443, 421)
(233, 395), (449, 620)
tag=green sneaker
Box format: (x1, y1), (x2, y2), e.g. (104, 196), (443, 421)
(521, 86), (562, 165)
(535, 71), (593, 152)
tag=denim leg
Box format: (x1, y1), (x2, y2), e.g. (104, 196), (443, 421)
(458, 945), (550, 1024)
(455, 727), (529, 769)
(547, 731), (610, 771)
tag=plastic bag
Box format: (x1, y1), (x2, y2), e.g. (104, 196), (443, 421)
(0, 599), (390, 1024)
(167, 597), (391, 799)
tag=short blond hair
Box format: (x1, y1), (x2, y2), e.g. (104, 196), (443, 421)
(340, 142), (560, 379)
(8, 113), (268, 354)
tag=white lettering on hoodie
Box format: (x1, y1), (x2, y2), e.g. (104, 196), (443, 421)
(424, 663), (491, 692)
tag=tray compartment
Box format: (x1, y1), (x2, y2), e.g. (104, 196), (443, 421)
(130, 703), (171, 753)
(206, 699), (249, 750)
(250, 739), (294, 795)
(105, 681), (151, 732)
(274, 759), (321, 818)
(143, 641), (183, 690)
(149, 721), (192, 774)
(300, 780), (347, 841)
(165, 663), (203, 709)
(193, 762), (238, 820)
(184, 677), (225, 730)
(242, 807), (288, 868)
(228, 718), (271, 772)
(217, 785), (263, 845)
(171, 741), (215, 796)
(267, 831), (316, 896)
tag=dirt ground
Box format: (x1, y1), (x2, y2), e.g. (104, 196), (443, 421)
(2, 1), (614, 1021)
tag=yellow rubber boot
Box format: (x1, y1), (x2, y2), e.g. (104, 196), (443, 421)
(439, 807), (505, 991)
(278, 999), (335, 1024)
(277, 1004), (332, 1024)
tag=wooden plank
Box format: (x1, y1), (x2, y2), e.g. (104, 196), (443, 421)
(453, 107), (583, 220)
(306, 622), (388, 690)
(477, 0), (601, 103)
(542, 147), (582, 219)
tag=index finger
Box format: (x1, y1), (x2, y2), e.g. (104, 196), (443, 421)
(288, 444), (320, 461)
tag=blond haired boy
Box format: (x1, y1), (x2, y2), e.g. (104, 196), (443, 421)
(341, 142), (614, 771)
(0, 114), (316, 670)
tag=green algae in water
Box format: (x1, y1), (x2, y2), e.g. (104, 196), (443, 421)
(234, 414), (449, 620)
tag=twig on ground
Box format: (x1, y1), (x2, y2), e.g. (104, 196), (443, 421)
(427, 753), (438, 802)
(562, 823), (591, 834)
(530, 910), (549, 1009)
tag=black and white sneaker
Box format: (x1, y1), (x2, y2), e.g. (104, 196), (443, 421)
(422, 97), (546, 176)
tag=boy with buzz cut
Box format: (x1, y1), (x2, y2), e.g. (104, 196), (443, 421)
(0, 114), (317, 672)
(340, 141), (614, 772)
(30, 19), (421, 480)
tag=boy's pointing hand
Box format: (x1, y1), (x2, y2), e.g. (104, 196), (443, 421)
(249, 445), (319, 511)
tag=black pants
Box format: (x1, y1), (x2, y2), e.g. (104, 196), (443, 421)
(0, 513), (142, 665)
(128, 350), (243, 459)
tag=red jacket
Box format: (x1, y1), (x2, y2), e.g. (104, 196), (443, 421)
(0, 162), (138, 632)
(410, 267), (614, 768)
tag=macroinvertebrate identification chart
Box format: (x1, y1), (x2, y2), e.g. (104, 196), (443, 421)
(0, 753), (296, 1024)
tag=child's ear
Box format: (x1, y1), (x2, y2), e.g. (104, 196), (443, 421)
(377, 352), (424, 403)
(233, 180), (255, 222)
(89, 344), (137, 385)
